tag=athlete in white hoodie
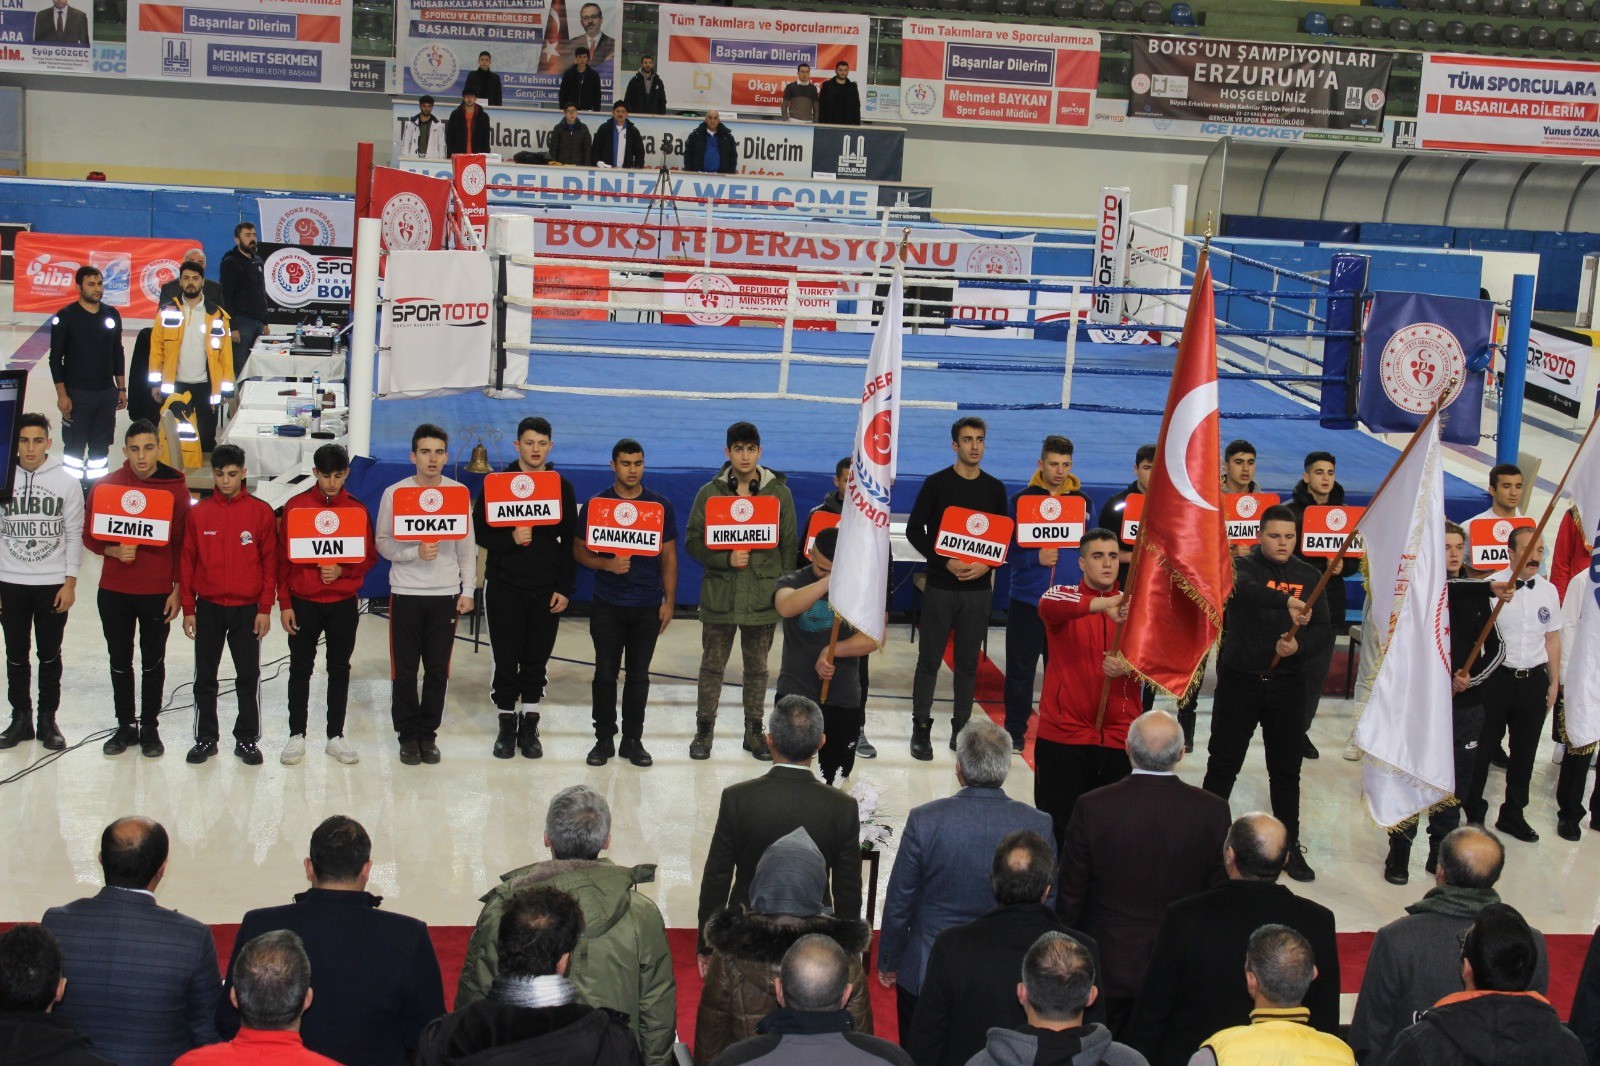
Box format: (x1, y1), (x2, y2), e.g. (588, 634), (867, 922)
(0, 413), (85, 750)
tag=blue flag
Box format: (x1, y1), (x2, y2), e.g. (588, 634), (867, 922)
(1358, 291), (1493, 445)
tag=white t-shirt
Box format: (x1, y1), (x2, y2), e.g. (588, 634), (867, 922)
(1493, 566), (1562, 668)
(176, 300), (208, 383)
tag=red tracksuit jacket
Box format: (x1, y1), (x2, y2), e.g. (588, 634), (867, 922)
(180, 488), (277, 614)
(1038, 578), (1142, 748)
(276, 484), (377, 607)
(83, 461), (191, 597)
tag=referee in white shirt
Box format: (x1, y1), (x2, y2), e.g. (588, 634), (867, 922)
(1479, 526), (1561, 843)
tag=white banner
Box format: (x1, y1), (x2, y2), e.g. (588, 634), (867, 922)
(1525, 324), (1591, 423)
(126, 0), (350, 89)
(655, 4), (870, 116)
(1416, 54), (1600, 158)
(0, 0), (94, 74)
(1089, 187), (1130, 325)
(256, 197), (355, 246)
(378, 250), (493, 397)
(1354, 419), (1455, 828)
(1561, 418), (1600, 747)
(828, 271), (901, 647)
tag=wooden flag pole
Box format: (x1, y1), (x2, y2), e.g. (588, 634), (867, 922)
(819, 616), (842, 704)
(1459, 405), (1600, 677)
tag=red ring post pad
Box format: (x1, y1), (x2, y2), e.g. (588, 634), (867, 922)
(586, 498), (666, 557)
(391, 485), (472, 541)
(703, 496), (780, 550)
(482, 471), (563, 527)
(935, 507), (1014, 566)
(91, 484), (175, 546)
(1015, 495), (1086, 549)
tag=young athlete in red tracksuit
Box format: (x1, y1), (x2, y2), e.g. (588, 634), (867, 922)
(276, 444), (376, 766)
(179, 443), (276, 765)
(1035, 527), (1142, 850)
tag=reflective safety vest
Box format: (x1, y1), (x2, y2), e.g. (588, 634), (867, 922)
(150, 299), (235, 405)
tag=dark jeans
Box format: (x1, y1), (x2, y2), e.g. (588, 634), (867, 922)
(287, 596), (360, 738)
(1302, 636), (1336, 730)
(389, 594), (458, 742)
(62, 387), (117, 482)
(98, 588), (170, 727)
(697, 622), (775, 725)
(233, 316), (264, 376)
(778, 689), (863, 784)
(1203, 665), (1308, 843)
(1468, 666), (1550, 823)
(591, 598), (661, 740)
(1034, 738), (1132, 851)
(485, 581), (562, 710)
(1003, 598), (1047, 743)
(0, 582), (66, 717)
(913, 585), (991, 725)
(192, 600), (261, 744)
(1175, 652), (1209, 739)
(1396, 700), (1486, 845)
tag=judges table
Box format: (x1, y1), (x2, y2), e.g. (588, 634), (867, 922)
(220, 381), (348, 478)
(242, 337), (346, 382)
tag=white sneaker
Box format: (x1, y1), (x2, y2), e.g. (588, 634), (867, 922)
(280, 735), (306, 765)
(325, 736), (359, 765)
(1343, 738), (1361, 761)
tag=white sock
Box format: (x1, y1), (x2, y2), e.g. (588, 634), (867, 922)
(522, 703), (539, 717)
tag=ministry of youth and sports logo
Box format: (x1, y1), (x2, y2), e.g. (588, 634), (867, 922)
(382, 193), (434, 252)
(1380, 322), (1466, 414)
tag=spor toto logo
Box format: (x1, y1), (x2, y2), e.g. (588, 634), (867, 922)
(966, 513), (990, 536)
(459, 163), (487, 197)
(1235, 495), (1258, 518)
(1379, 322), (1465, 415)
(121, 490), (147, 515)
(314, 509), (341, 535)
(730, 499), (755, 523)
(613, 501), (638, 527)
(510, 474), (535, 498)
(1326, 508), (1347, 531)
(419, 488), (444, 513)
(381, 192), (434, 252)
(1038, 497), (1063, 521)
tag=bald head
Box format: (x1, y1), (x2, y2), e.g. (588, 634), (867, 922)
(1226, 813), (1287, 882)
(776, 934), (851, 1012)
(1126, 711), (1184, 772)
(1439, 826), (1505, 890)
(99, 816), (169, 890)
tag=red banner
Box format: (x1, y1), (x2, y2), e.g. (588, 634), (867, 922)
(452, 154), (489, 249)
(1223, 492), (1282, 545)
(1301, 505), (1367, 559)
(285, 507), (369, 565)
(663, 271), (842, 330)
(1016, 495), (1086, 549)
(482, 471), (563, 527)
(14, 233), (199, 319)
(587, 498), (666, 557)
(368, 167), (451, 252)
(935, 507), (1013, 566)
(90, 483), (176, 546)
(703, 495), (780, 550)
(533, 267), (609, 322)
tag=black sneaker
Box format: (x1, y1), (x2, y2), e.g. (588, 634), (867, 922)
(234, 741), (264, 766)
(398, 739), (422, 765)
(519, 715), (542, 759)
(420, 741), (442, 765)
(1285, 844), (1316, 883)
(492, 714), (517, 759)
(1558, 819), (1582, 842)
(1301, 737), (1320, 760)
(103, 724), (139, 756)
(185, 740), (218, 764)
(1425, 839), (1441, 875)
(587, 739), (614, 766)
(140, 728), (165, 758)
(0, 716), (35, 749)
(1011, 735), (1026, 755)
(619, 738), (653, 767)
(855, 730), (877, 759)
(1494, 815), (1539, 843)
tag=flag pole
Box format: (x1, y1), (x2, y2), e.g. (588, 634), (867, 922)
(1460, 404), (1600, 676)
(1266, 389), (1450, 669)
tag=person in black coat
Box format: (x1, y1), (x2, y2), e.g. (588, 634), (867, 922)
(1569, 921), (1600, 1064)
(591, 103), (646, 169)
(217, 817), (446, 1066)
(1124, 813), (1340, 1066)
(559, 48), (603, 112)
(684, 112), (738, 174)
(907, 830), (1105, 1066)
(1285, 450), (1347, 759)
(622, 56), (667, 114)
(818, 61), (861, 125)
(464, 51), (503, 106)
(445, 92), (491, 156)
(548, 106), (593, 167)
(125, 327), (162, 426)
(0, 924), (113, 1066)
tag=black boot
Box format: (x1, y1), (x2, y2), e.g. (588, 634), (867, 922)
(1178, 706), (1197, 753)
(519, 712), (543, 759)
(743, 720), (771, 761)
(35, 710), (64, 751)
(689, 719), (714, 760)
(492, 713), (518, 759)
(910, 719), (934, 761)
(950, 716), (970, 752)
(1424, 838), (1441, 876)
(1384, 837), (1411, 885)
(0, 711), (33, 749)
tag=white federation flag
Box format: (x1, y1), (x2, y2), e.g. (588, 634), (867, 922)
(1559, 419), (1600, 747)
(1354, 417), (1454, 828)
(828, 273), (903, 648)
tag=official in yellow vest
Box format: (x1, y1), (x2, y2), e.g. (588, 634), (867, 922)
(1191, 925), (1355, 1066)
(150, 261), (234, 453)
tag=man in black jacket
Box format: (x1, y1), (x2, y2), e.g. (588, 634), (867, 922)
(473, 416), (578, 760)
(218, 816), (446, 1066)
(218, 222), (267, 375)
(0, 924), (113, 1066)
(1096, 442), (1153, 585)
(804, 457), (875, 759)
(1201, 504), (1329, 882)
(622, 55), (667, 114)
(1285, 450), (1346, 760)
(464, 51), (503, 106)
(559, 47), (602, 112)
(684, 112), (738, 174)
(445, 91), (491, 156)
(1124, 813), (1340, 1066)
(818, 61), (861, 125)
(48, 264), (125, 486)
(591, 102), (645, 169)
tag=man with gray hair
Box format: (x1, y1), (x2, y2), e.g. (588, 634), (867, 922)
(711, 935), (912, 1065)
(177, 930), (336, 1065)
(879, 718), (1052, 1039)
(457, 786), (675, 1065)
(698, 696), (862, 965)
(1055, 710), (1229, 1033)
(966, 932), (1147, 1066)
(1188, 926), (1354, 1066)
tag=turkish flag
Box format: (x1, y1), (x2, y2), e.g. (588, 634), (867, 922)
(1118, 258), (1233, 698)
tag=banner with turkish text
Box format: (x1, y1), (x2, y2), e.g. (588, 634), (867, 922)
(14, 232), (198, 319)
(1417, 54), (1600, 158)
(1015, 494), (1086, 549)
(662, 271), (843, 330)
(0, 0), (93, 75)
(1358, 290), (1492, 445)
(899, 18), (1099, 129)
(533, 266), (608, 321)
(378, 250), (493, 396)
(391, 484), (472, 541)
(285, 506), (367, 564)
(452, 154), (488, 250)
(482, 471), (563, 527)
(586, 497), (664, 556)
(90, 482), (174, 545)
(257, 197), (355, 246)
(703, 495), (780, 550)
(259, 242), (351, 327)
(804, 510), (841, 559)
(127, 0), (350, 89)
(1525, 323), (1592, 422)
(368, 166), (451, 252)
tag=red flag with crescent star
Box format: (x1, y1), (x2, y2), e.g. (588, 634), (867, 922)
(1117, 258), (1232, 697)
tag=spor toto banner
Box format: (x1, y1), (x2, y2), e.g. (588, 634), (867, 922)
(1417, 54), (1600, 157)
(126, 0), (351, 89)
(0, 0), (94, 74)
(899, 19), (1099, 129)
(1524, 323), (1592, 422)
(259, 242), (351, 327)
(401, 0), (621, 109)
(1128, 38), (1390, 131)
(257, 197), (355, 246)
(13, 232), (197, 318)
(379, 250), (493, 396)
(656, 4), (869, 115)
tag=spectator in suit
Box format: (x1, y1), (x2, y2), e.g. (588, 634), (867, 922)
(1055, 710), (1230, 1032)
(217, 816), (446, 1066)
(1124, 813), (1340, 1066)
(41, 816), (222, 1066)
(697, 696), (863, 959)
(965, 932), (1147, 1066)
(1350, 826), (1550, 1063)
(592, 103), (645, 169)
(710, 935), (911, 1066)
(1382, 904), (1583, 1066)
(179, 931), (337, 1066)
(445, 91), (491, 156)
(416, 887), (644, 1065)
(878, 718), (1053, 1036)
(457, 786), (676, 1066)
(33, 0), (89, 45)
(1190, 925), (1355, 1066)
(907, 831), (1106, 1066)
(0, 924), (112, 1066)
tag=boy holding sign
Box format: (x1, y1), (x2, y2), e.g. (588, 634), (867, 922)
(84, 419), (189, 758)
(472, 416), (577, 761)
(376, 423), (475, 766)
(576, 438), (677, 767)
(1286, 450), (1348, 760)
(277, 444), (376, 766)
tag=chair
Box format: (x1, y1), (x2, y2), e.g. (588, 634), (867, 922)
(1142, 0), (1166, 21)
(1583, 27), (1600, 45)
(1305, 10), (1332, 31)
(1471, 19), (1498, 40)
(1112, 0), (1138, 20)
(1025, 0), (1052, 16)
(1481, 0), (1506, 14)
(1389, 14), (1417, 33)
(1331, 11), (1359, 31)
(1563, 0), (1586, 17)
(1360, 12), (1387, 31)
(1169, 1), (1197, 24)
(1527, 23), (1554, 43)
(1054, 0), (1083, 16)
(1556, 25), (1582, 44)
(1507, 0), (1532, 15)
(997, 0), (1024, 13)
(1402, 0), (1427, 10)
(1417, 15), (1444, 35)
(1083, 0), (1109, 18)
(940, 0), (965, 10)
(1499, 21), (1526, 41)
(1444, 17), (1471, 36)
(1535, 0), (1560, 15)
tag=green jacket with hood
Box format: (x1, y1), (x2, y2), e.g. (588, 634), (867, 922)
(686, 463), (797, 626)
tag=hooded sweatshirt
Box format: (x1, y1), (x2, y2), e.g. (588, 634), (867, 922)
(1288, 478), (1348, 628)
(0, 1012), (114, 1066)
(1384, 990), (1584, 1066)
(969, 1022), (1147, 1066)
(83, 460), (190, 596)
(1009, 471), (1092, 606)
(0, 455), (85, 585)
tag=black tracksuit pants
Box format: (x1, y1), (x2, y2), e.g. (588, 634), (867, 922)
(99, 588), (171, 728)
(193, 600), (261, 744)
(389, 594), (457, 742)
(287, 596), (360, 739)
(485, 581), (562, 710)
(590, 598), (660, 741)
(0, 582), (66, 717)
(1203, 665), (1308, 843)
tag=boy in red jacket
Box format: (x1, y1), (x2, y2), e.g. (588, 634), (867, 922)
(180, 443), (276, 765)
(84, 418), (190, 758)
(277, 444), (376, 766)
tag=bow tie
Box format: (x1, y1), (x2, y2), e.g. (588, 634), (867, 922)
(1515, 578), (1537, 590)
